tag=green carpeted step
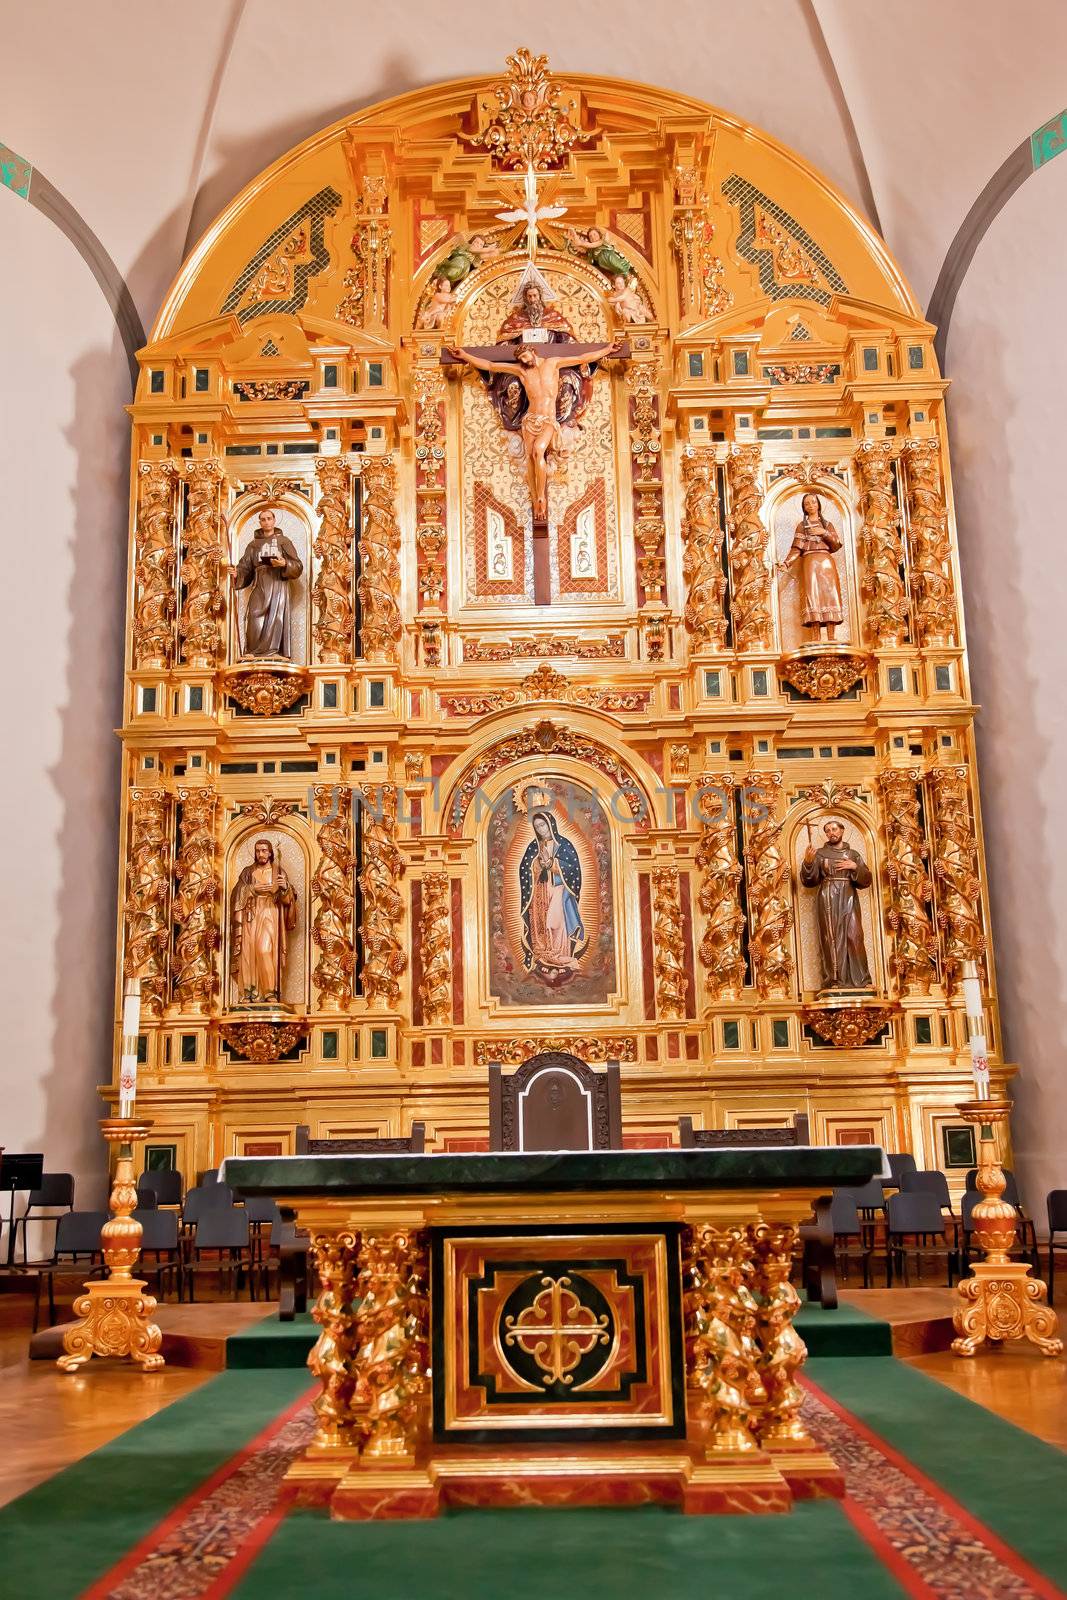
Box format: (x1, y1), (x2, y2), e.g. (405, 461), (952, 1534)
(226, 1311), (317, 1368)
(0, 1369), (310, 1600)
(809, 1355), (1067, 1590)
(230, 1500), (909, 1600)
(796, 1299), (893, 1356)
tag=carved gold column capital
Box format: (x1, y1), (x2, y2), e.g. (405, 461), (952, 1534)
(903, 436), (957, 648)
(650, 864), (689, 1020)
(132, 459), (179, 670)
(726, 445), (772, 651)
(680, 449), (728, 652)
(172, 786), (220, 1013)
(311, 784), (356, 1011)
(695, 774), (746, 1002)
(877, 767), (938, 995)
(357, 456), (403, 663)
(418, 870), (452, 1027)
(742, 770), (794, 1000)
(179, 459), (226, 669)
(853, 440), (909, 648)
(313, 457), (355, 664)
(308, 1229), (363, 1449)
(927, 764), (985, 993)
(358, 783), (406, 1009)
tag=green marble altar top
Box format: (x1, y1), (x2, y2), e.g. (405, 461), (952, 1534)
(221, 1145), (886, 1198)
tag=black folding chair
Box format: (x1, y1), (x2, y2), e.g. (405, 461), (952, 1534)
(135, 1207), (182, 1300)
(885, 1191), (954, 1286)
(184, 1207), (254, 1301)
(829, 1189), (873, 1287)
(1047, 1191), (1067, 1304)
(137, 1168), (183, 1208)
(32, 1209), (109, 1331)
(15, 1173), (75, 1263)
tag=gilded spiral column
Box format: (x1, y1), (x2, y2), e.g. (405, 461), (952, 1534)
(178, 460), (226, 668)
(743, 771), (794, 1000)
(726, 445), (772, 650)
(903, 438), (957, 648)
(308, 1230), (363, 1450)
(358, 784), (406, 1008)
(680, 449), (728, 651)
(355, 1230), (429, 1462)
(628, 361), (666, 606)
(695, 775), (746, 1001)
(749, 1222), (811, 1447)
(172, 787), (220, 1012)
(853, 440), (909, 647)
(413, 366), (448, 609)
(683, 1225), (761, 1453)
(123, 788), (173, 1018)
(311, 784), (355, 1010)
(132, 460), (179, 670)
(651, 864), (689, 1019)
(928, 764), (985, 992)
(357, 455), (403, 663)
(877, 768), (938, 995)
(418, 870), (452, 1027)
(312, 458), (355, 664)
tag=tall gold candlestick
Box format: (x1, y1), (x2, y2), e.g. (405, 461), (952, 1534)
(951, 1099), (1061, 1358)
(57, 1118), (164, 1372)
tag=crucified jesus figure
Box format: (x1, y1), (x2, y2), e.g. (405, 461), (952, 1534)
(448, 340), (619, 522)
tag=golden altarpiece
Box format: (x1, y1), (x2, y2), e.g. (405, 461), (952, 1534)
(112, 53), (1005, 1188)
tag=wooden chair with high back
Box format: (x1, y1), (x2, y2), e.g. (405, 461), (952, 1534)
(488, 1052), (623, 1152)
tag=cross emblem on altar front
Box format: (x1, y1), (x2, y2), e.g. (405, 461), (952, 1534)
(495, 163), (568, 259)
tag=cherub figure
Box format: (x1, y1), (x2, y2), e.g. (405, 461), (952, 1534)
(433, 233), (501, 287)
(417, 278), (456, 329)
(606, 273), (647, 325)
(564, 224), (635, 281)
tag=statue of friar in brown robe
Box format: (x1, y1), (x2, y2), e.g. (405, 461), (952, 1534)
(800, 819), (873, 992)
(233, 508), (303, 658)
(230, 838), (298, 1005)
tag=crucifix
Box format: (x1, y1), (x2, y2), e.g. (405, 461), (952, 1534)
(442, 265), (628, 602)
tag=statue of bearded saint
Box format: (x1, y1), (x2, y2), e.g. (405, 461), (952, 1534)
(233, 507), (303, 659)
(230, 838), (298, 1006)
(800, 819), (873, 993)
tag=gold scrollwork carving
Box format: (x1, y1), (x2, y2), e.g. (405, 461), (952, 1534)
(308, 1230), (363, 1449)
(357, 456), (403, 663)
(903, 439), (957, 648)
(313, 458), (355, 664)
(132, 460), (179, 670)
(172, 788), (220, 1012)
(651, 864), (689, 1019)
(337, 189), (391, 329)
(355, 1229), (430, 1461)
(743, 771), (794, 1000)
(627, 361), (665, 604)
(359, 784), (406, 1009)
(800, 1004), (897, 1049)
(696, 773), (746, 1002)
(681, 449), (728, 651)
(928, 764), (985, 992)
(447, 722), (648, 837)
(418, 870), (452, 1027)
(472, 1036), (638, 1067)
(179, 460), (226, 668)
(727, 445), (773, 651)
(853, 441), (909, 648)
(877, 768), (938, 995)
(413, 366), (447, 607)
(463, 635), (626, 662)
(777, 652), (869, 701)
(124, 788), (173, 1018)
(671, 173), (732, 322)
(222, 664), (310, 716)
(218, 1019), (310, 1062)
(312, 784), (355, 1010)
(468, 47), (592, 169)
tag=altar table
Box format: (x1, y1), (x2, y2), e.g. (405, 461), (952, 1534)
(224, 1146), (884, 1518)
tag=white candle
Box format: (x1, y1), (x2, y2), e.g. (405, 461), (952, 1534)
(119, 978), (141, 1118)
(960, 959), (990, 1099)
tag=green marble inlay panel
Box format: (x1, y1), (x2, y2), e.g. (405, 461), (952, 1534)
(222, 1145), (884, 1199)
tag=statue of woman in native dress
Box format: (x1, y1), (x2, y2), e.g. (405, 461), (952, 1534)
(519, 811), (587, 986)
(800, 819), (873, 992)
(230, 838), (298, 1005)
(776, 492), (845, 641)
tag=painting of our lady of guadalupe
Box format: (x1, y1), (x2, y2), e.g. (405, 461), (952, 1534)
(487, 780), (617, 1008)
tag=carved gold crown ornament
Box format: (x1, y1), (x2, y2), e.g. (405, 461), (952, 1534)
(469, 48), (594, 170)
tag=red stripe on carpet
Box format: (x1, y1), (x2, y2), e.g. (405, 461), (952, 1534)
(839, 1496), (943, 1600)
(78, 1383), (317, 1600)
(802, 1375), (1065, 1600)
